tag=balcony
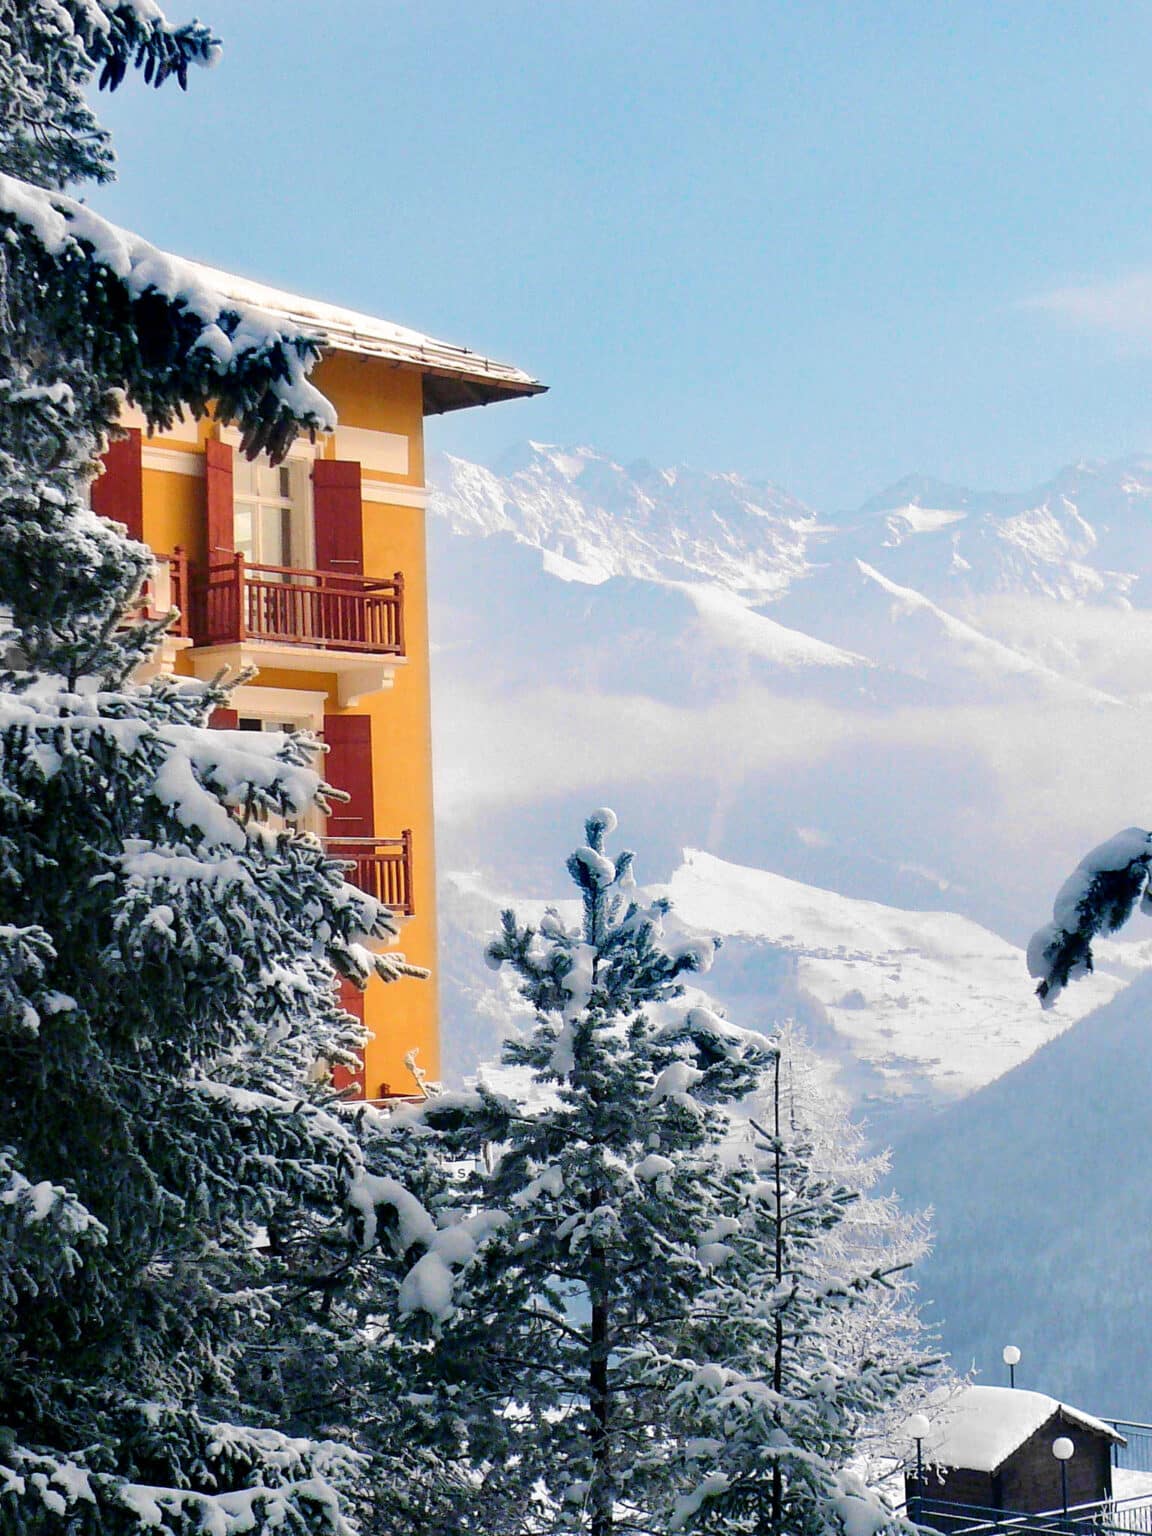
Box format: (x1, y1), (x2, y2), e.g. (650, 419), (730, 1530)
(187, 555), (407, 706)
(325, 832), (414, 916)
(127, 550), (193, 681)
(132, 550), (190, 635)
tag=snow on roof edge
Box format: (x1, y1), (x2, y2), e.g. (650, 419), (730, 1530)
(923, 1387), (1124, 1474)
(186, 261), (544, 395)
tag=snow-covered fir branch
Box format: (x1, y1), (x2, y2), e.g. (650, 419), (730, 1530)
(1028, 827), (1152, 1004)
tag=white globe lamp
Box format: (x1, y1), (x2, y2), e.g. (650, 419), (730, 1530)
(1002, 1344), (1021, 1387)
(907, 1414), (931, 1523)
(1053, 1436), (1074, 1519)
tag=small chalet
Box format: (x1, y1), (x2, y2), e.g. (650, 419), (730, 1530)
(906, 1386), (1125, 1525)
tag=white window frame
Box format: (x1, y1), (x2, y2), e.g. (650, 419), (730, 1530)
(219, 428), (317, 571)
(229, 684), (326, 736)
(229, 684), (328, 836)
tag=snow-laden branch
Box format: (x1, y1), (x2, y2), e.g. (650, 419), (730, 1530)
(0, 170), (335, 458)
(1027, 827), (1152, 1006)
(69, 1), (223, 91)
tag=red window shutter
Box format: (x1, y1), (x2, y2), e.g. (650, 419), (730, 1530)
(322, 714), (375, 838)
(91, 428), (144, 541)
(313, 459), (363, 575)
(207, 708), (239, 729)
(205, 439), (235, 556)
(332, 979), (366, 1097)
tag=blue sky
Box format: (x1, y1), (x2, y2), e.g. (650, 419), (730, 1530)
(95, 0), (1152, 509)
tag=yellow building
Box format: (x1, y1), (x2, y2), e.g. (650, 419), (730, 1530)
(93, 267), (543, 1099)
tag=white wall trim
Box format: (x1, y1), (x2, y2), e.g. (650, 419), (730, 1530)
(218, 423), (319, 462)
(142, 446), (204, 478)
(229, 684), (329, 733)
(334, 424), (409, 475)
(189, 641), (404, 706)
(360, 480), (429, 509)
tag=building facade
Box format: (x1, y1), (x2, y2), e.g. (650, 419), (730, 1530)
(92, 267), (543, 1099)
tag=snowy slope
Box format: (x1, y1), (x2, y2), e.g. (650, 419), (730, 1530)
(655, 850), (1123, 1110)
(773, 559), (1122, 705)
(890, 966), (1152, 1419)
(671, 581), (869, 671)
(438, 851), (1127, 1138)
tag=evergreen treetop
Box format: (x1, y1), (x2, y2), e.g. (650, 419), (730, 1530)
(1, 1), (220, 191)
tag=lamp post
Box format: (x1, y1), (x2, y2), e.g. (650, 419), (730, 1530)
(1003, 1344), (1021, 1388)
(1053, 1436), (1074, 1527)
(907, 1413), (931, 1526)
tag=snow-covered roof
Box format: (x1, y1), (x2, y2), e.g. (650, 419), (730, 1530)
(923, 1387), (1123, 1474)
(187, 262), (546, 416)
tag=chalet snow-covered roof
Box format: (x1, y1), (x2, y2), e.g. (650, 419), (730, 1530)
(924, 1387), (1123, 1474)
(187, 262), (547, 416)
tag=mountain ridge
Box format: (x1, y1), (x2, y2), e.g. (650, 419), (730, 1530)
(429, 441), (1152, 608)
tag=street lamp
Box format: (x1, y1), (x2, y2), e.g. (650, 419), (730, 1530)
(1003, 1344), (1021, 1388)
(1053, 1436), (1074, 1525)
(907, 1413), (931, 1525)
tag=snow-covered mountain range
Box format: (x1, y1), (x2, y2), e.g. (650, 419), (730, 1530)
(429, 441), (1152, 939)
(432, 443), (1152, 606)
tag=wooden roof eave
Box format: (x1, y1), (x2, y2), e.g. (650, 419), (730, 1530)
(421, 371), (549, 416)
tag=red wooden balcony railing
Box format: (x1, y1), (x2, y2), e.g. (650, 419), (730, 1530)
(325, 832), (414, 916)
(129, 549), (190, 637)
(195, 555), (405, 655)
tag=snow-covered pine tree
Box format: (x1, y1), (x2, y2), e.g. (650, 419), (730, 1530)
(0, 8), (419, 1532)
(655, 1032), (937, 1536)
(767, 1025), (946, 1479)
(339, 809), (771, 1533)
(1027, 828), (1152, 1005)
(347, 812), (934, 1535)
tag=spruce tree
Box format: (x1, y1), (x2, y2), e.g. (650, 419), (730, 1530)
(653, 1044), (934, 1536)
(0, 7), (417, 1532)
(763, 1025), (945, 1480)
(458, 809), (770, 1533)
(349, 812), (934, 1535)
(339, 810), (767, 1532)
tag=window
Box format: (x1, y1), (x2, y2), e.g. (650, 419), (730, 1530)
(236, 714), (322, 834)
(232, 456), (312, 570)
(238, 716), (298, 734)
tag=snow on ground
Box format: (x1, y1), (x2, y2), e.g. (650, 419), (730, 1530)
(441, 852), (1134, 1116)
(656, 849), (1126, 1100)
(1115, 1470), (1152, 1499)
